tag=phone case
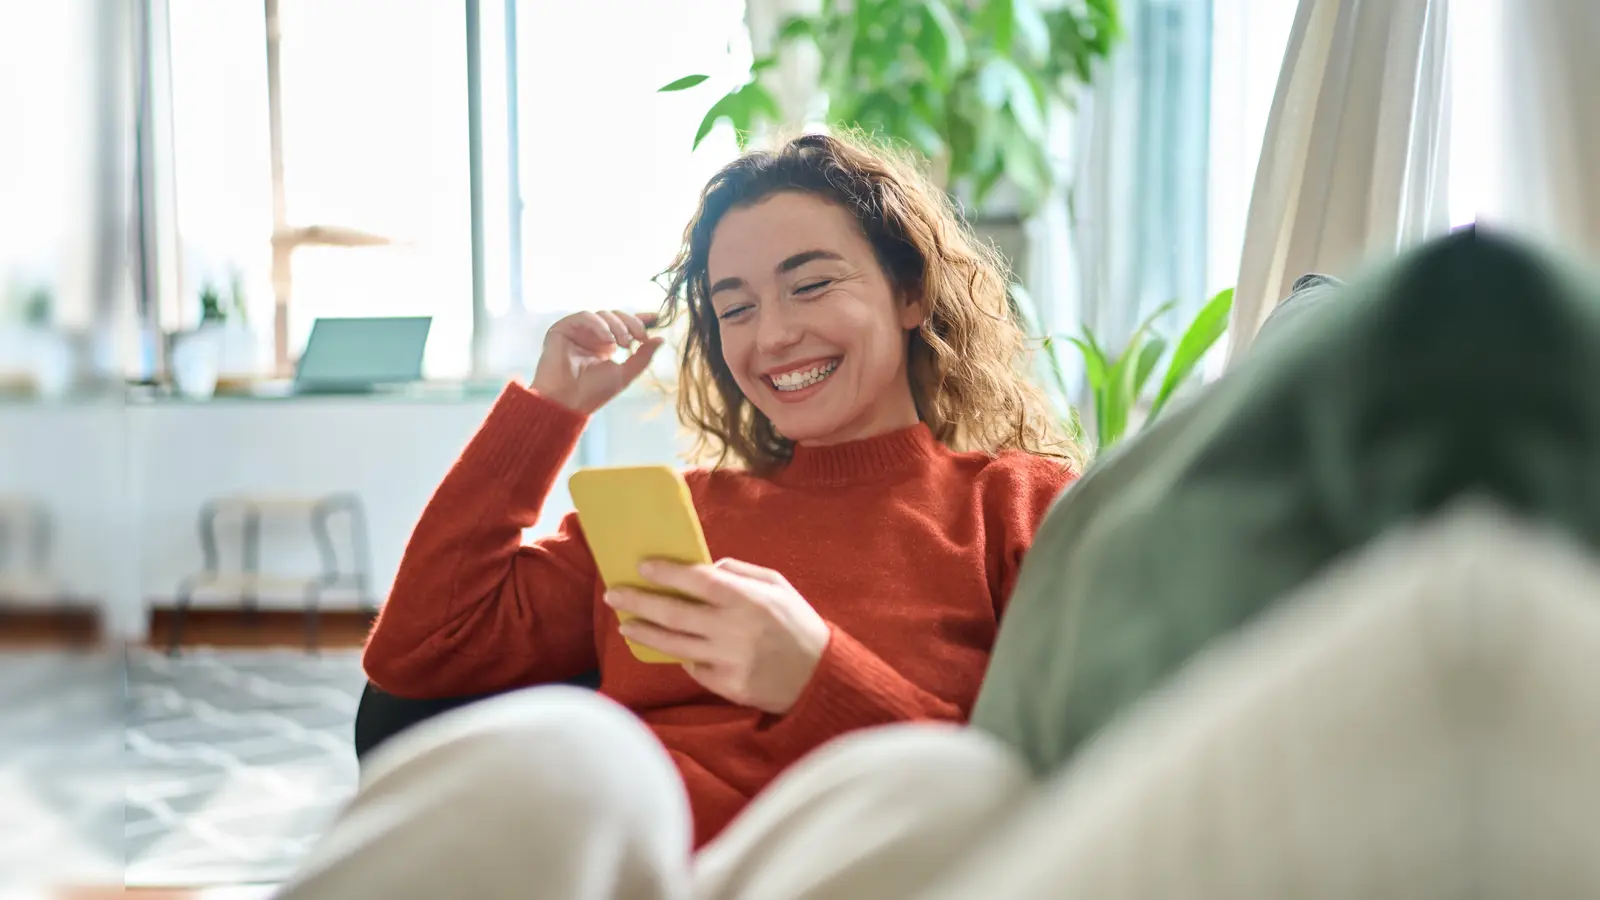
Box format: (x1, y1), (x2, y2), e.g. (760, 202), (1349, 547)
(568, 465), (713, 664)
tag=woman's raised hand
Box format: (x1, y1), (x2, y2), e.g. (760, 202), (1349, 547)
(531, 310), (664, 414)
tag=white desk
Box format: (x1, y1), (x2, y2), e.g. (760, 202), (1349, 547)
(0, 385), (687, 639)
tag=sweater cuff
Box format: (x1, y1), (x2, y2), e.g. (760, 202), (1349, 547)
(758, 624), (923, 761)
(458, 381), (589, 488)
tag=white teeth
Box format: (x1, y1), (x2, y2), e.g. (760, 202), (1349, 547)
(770, 359), (839, 392)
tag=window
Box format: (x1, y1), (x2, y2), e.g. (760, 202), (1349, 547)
(482, 0), (748, 320)
(0, 0), (102, 332)
(1206, 0), (1298, 296)
(166, 0), (273, 334)
(167, 0), (472, 377)
(1446, 0), (1503, 228)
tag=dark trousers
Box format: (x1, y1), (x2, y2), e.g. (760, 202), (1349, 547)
(353, 669), (603, 763)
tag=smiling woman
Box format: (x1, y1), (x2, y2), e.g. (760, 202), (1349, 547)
(702, 194), (926, 448)
(286, 133), (1081, 898)
(660, 133), (1079, 471)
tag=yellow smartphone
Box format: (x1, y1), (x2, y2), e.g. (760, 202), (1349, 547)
(568, 464), (713, 664)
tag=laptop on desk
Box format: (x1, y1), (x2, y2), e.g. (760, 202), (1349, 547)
(293, 316), (432, 395)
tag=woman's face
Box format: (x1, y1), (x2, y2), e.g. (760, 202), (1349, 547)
(706, 191), (925, 446)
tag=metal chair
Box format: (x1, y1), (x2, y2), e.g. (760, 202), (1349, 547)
(168, 492), (374, 654)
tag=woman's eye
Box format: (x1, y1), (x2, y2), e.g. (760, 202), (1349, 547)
(717, 305), (751, 321)
(795, 280), (833, 294)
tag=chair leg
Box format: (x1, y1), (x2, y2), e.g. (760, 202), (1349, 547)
(304, 584), (322, 654)
(168, 587), (193, 656)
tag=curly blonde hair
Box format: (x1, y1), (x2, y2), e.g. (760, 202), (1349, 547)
(656, 131), (1080, 473)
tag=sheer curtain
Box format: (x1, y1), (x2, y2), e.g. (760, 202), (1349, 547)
(1067, 0), (1214, 346)
(1496, 0), (1600, 255)
(1227, 0), (1453, 364)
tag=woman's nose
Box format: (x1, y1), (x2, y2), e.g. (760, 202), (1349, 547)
(755, 306), (802, 353)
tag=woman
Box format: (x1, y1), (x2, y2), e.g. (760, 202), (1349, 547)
(287, 133), (1077, 897)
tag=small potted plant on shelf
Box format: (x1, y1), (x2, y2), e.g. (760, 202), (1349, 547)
(0, 283), (77, 400)
(172, 271), (263, 397)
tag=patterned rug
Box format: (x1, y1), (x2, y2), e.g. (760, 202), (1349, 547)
(0, 648), (364, 891)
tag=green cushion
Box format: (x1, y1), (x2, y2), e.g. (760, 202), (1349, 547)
(972, 228), (1600, 776)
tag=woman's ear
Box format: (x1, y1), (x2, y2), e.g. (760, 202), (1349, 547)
(898, 286), (928, 330)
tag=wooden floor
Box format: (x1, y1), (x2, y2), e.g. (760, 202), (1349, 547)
(0, 607), (101, 647)
(144, 607), (374, 650)
(0, 607), (373, 650)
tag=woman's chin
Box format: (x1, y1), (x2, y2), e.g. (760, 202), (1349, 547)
(761, 410), (842, 446)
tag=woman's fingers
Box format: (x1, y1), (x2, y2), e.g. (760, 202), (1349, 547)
(713, 557), (785, 585)
(605, 587), (714, 636)
(561, 312), (620, 353)
(616, 336), (663, 383)
(614, 311), (652, 344)
(594, 310), (635, 349)
(637, 561), (747, 607)
(617, 617), (717, 664)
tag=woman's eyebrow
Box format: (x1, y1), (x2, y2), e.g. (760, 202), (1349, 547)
(776, 249), (844, 273)
(709, 276), (745, 297)
(710, 249), (843, 297)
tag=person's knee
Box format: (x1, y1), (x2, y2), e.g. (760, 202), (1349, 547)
(763, 722), (1032, 816)
(288, 687), (691, 899)
(694, 725), (1033, 898)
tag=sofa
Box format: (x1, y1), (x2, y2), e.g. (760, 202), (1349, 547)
(353, 227), (1600, 895)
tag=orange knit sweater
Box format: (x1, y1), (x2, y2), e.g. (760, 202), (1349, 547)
(364, 383), (1073, 847)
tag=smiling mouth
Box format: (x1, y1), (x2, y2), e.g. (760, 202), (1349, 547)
(765, 358), (840, 392)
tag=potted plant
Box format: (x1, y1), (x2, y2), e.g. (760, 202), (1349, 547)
(1013, 284), (1235, 457)
(173, 271), (262, 395)
(0, 284), (76, 399)
(660, 0), (1120, 219)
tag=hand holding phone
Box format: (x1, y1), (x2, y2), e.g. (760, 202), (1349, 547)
(569, 465), (713, 664)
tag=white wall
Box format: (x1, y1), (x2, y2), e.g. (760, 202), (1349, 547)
(0, 388), (688, 640)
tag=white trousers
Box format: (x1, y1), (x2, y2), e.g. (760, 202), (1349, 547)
(278, 687), (1030, 900)
(280, 506), (1600, 899)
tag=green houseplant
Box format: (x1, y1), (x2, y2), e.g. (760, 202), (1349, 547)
(178, 270), (261, 393)
(1013, 285), (1235, 456)
(660, 0), (1121, 216)
(198, 273), (248, 326)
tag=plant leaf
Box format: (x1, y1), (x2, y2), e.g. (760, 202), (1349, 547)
(658, 74), (710, 93)
(1001, 121), (1048, 208)
(737, 80), (783, 123)
(1065, 334), (1113, 449)
(1012, 0), (1051, 62)
(1149, 287), (1235, 420)
(1131, 335), (1166, 397)
(1038, 335), (1075, 418)
(922, 0), (968, 72)
(1080, 323), (1108, 368)
(777, 15), (815, 44)
(982, 58), (1046, 141)
(1099, 330), (1154, 451)
(980, 0), (1016, 56)
(1065, 336), (1109, 392)
(692, 91), (745, 149)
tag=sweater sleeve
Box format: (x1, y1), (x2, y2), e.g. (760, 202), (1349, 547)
(751, 623), (967, 765)
(363, 382), (602, 699)
(985, 454), (1078, 615)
